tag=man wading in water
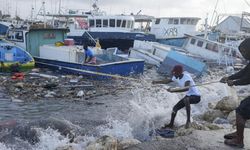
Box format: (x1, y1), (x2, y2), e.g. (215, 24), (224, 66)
(152, 65), (201, 129)
(220, 38), (250, 148)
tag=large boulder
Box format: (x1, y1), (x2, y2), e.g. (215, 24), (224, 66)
(56, 145), (75, 150)
(118, 139), (141, 150)
(202, 110), (225, 123)
(86, 135), (117, 150)
(215, 96), (238, 112)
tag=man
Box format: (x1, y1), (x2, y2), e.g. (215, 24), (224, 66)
(83, 44), (96, 64)
(152, 65), (201, 129)
(220, 38), (250, 148)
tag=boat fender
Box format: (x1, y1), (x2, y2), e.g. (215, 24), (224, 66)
(55, 41), (64, 47)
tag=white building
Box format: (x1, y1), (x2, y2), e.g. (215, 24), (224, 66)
(215, 16), (250, 34)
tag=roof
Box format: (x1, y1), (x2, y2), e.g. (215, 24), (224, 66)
(218, 16), (250, 28)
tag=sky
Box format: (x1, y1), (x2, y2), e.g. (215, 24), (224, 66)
(1, 0), (250, 26)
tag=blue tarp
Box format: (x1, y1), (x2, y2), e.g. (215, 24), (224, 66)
(158, 50), (206, 76)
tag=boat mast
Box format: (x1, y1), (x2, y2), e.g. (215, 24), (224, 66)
(36, 1), (47, 28)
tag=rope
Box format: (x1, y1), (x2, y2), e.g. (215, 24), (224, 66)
(169, 80), (220, 91)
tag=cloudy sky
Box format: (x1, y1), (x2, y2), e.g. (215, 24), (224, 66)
(1, 0), (250, 26)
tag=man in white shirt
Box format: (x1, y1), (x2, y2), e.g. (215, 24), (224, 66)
(152, 65), (201, 129)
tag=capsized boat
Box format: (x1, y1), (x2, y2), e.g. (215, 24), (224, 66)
(0, 39), (34, 72)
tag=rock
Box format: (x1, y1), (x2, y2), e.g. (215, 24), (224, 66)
(202, 110), (225, 123)
(55, 145), (75, 150)
(118, 139), (141, 150)
(204, 123), (223, 130)
(208, 102), (216, 109)
(176, 128), (194, 136)
(215, 96), (238, 112)
(125, 129), (250, 150)
(86, 135), (118, 150)
(213, 117), (230, 124)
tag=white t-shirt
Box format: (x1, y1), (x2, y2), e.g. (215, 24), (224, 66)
(171, 72), (200, 96)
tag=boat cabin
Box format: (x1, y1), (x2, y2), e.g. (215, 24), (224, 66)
(183, 34), (240, 65)
(150, 17), (200, 39)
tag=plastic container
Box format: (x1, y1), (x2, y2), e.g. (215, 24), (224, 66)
(64, 39), (75, 46)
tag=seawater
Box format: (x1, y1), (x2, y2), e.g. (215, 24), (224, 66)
(0, 69), (238, 150)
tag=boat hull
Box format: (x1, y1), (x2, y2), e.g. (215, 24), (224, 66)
(34, 57), (144, 79)
(68, 31), (156, 52)
(0, 39), (35, 72)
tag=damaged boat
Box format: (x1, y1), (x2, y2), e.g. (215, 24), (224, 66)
(0, 39), (34, 72)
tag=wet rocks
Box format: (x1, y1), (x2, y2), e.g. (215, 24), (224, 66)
(85, 135), (141, 150)
(215, 96), (238, 112)
(202, 110), (225, 123)
(86, 135), (118, 150)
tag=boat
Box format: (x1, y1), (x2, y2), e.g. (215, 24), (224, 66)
(0, 38), (34, 72)
(150, 17), (201, 47)
(129, 40), (206, 76)
(182, 34), (243, 66)
(129, 40), (173, 67)
(5, 27), (144, 79)
(158, 50), (206, 76)
(44, 0), (156, 52)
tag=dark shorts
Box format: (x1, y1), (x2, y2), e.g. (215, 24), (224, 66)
(173, 95), (201, 112)
(236, 96), (250, 120)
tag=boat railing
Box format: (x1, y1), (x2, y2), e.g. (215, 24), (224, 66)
(217, 44), (239, 66)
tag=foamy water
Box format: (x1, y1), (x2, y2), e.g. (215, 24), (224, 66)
(0, 67), (245, 149)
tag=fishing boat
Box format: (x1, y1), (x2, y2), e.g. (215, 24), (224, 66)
(150, 17), (201, 47)
(43, 0), (156, 52)
(0, 39), (34, 72)
(6, 27), (144, 79)
(182, 34), (243, 65)
(129, 40), (206, 76)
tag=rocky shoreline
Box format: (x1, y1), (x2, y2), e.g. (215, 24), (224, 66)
(1, 66), (250, 150)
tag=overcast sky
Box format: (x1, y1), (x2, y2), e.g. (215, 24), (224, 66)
(1, 0), (250, 26)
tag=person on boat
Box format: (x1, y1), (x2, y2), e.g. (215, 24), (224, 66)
(83, 44), (96, 64)
(152, 65), (201, 129)
(220, 38), (250, 148)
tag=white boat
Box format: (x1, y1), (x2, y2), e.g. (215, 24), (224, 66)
(45, 0), (156, 51)
(150, 17), (200, 47)
(182, 34), (243, 65)
(129, 40), (173, 67)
